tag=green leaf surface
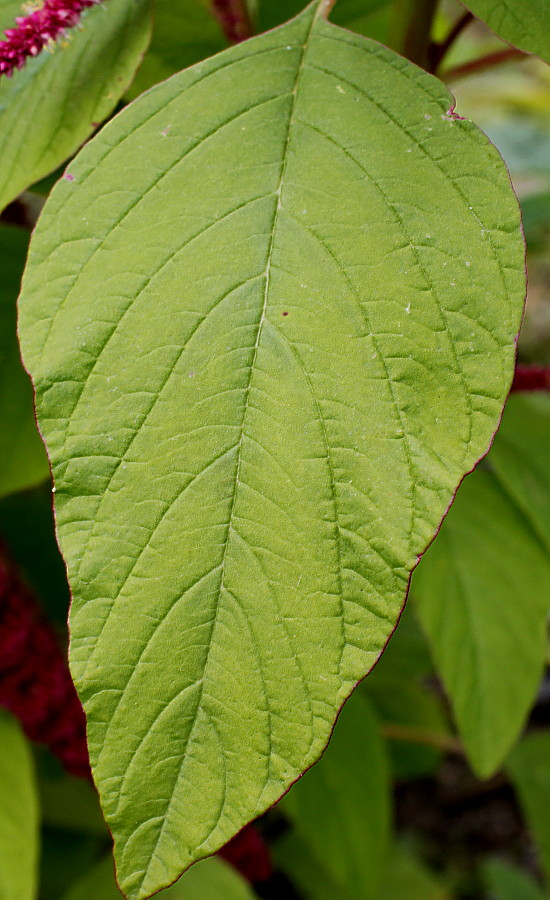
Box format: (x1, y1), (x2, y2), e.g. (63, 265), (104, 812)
(0, 711), (39, 900)
(126, 0), (226, 101)
(461, 0), (550, 64)
(482, 858), (546, 900)
(490, 394), (550, 555)
(280, 691), (391, 900)
(507, 732), (550, 881)
(19, 2), (524, 896)
(63, 855), (258, 900)
(0, 0), (152, 213)
(0, 226), (49, 498)
(414, 468), (550, 778)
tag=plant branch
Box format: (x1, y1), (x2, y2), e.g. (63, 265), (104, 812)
(427, 11), (473, 74)
(442, 47), (526, 82)
(210, 0), (253, 44)
(381, 722), (464, 754)
(390, 0), (439, 69)
(511, 363), (550, 392)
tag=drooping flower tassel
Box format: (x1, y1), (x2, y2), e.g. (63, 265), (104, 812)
(0, 0), (102, 77)
(0, 542), (90, 778)
(210, 0), (252, 44)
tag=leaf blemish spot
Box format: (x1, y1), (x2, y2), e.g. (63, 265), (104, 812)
(64, 173), (75, 181)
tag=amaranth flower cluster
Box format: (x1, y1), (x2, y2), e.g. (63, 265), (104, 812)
(0, 542), (90, 778)
(0, 0), (101, 76)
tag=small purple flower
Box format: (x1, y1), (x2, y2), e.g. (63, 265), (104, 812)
(0, 0), (103, 77)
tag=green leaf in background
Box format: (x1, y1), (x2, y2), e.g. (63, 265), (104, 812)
(0, 711), (39, 900)
(0, 226), (49, 498)
(507, 732), (550, 881)
(258, 0), (392, 41)
(490, 394), (550, 555)
(482, 858), (546, 900)
(0, 0), (152, 214)
(381, 843), (451, 900)
(19, 1), (524, 895)
(0, 484), (70, 625)
(414, 468), (550, 778)
(461, 0), (550, 65)
(64, 855), (258, 900)
(126, 0), (226, 101)
(275, 830), (344, 900)
(364, 605), (451, 779)
(280, 691), (391, 900)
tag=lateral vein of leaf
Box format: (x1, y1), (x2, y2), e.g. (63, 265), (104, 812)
(36, 80), (291, 366)
(311, 42), (513, 336)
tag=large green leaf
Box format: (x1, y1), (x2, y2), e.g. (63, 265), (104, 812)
(490, 394), (550, 555)
(0, 711), (39, 900)
(507, 732), (550, 881)
(18, 1), (524, 896)
(280, 691), (390, 900)
(0, 0), (152, 213)
(64, 855), (258, 900)
(414, 468), (550, 778)
(126, 0), (226, 100)
(0, 226), (49, 498)
(462, 0), (550, 64)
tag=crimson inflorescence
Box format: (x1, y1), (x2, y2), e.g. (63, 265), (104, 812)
(511, 363), (550, 393)
(219, 824), (272, 883)
(0, 543), (90, 778)
(210, 0), (252, 44)
(0, 0), (102, 77)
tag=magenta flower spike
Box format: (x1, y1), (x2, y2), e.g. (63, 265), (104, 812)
(210, 0), (252, 44)
(0, 0), (102, 77)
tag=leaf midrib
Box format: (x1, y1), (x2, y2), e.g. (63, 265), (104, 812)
(133, 10), (320, 894)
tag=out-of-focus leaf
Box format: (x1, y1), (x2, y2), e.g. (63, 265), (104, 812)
(127, 0), (226, 100)
(37, 754), (107, 835)
(482, 858), (546, 900)
(366, 605), (449, 778)
(258, 0), (392, 39)
(414, 469), (550, 778)
(507, 732), (550, 881)
(521, 193), (550, 250)
(0, 225), (49, 498)
(461, 0), (550, 64)
(0, 484), (70, 625)
(490, 394), (550, 555)
(63, 855), (259, 899)
(280, 691), (391, 900)
(379, 843), (451, 900)
(0, 0), (152, 213)
(0, 711), (39, 900)
(274, 830), (345, 900)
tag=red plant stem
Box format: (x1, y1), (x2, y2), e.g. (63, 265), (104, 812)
(442, 47), (526, 82)
(0, 0), (102, 77)
(428, 11), (473, 73)
(511, 364), (550, 392)
(210, 0), (253, 44)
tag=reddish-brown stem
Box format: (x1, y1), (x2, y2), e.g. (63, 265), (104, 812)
(210, 0), (253, 44)
(442, 47), (526, 82)
(511, 364), (550, 393)
(427, 11), (474, 74)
